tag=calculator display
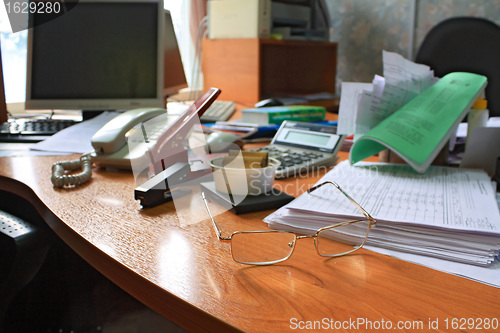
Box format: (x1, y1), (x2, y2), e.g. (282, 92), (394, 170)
(284, 130), (331, 146)
(273, 123), (341, 152)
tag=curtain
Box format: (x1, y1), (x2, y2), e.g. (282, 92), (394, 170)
(190, 0), (208, 43)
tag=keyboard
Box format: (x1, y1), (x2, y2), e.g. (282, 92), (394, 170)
(0, 118), (79, 142)
(200, 100), (236, 123)
(167, 100), (235, 123)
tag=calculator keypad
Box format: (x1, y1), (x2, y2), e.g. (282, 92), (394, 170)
(253, 146), (330, 178)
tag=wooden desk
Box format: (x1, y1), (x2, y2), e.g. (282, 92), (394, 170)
(0, 149), (499, 332)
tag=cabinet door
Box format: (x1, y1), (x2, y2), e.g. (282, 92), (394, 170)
(202, 38), (261, 104)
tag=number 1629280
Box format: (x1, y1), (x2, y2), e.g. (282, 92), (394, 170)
(5, 1), (62, 14)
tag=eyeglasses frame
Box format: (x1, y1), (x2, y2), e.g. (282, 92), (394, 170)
(201, 180), (376, 265)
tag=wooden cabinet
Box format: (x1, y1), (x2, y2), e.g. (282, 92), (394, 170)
(202, 38), (337, 106)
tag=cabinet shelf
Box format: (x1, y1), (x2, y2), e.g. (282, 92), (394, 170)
(202, 38), (337, 106)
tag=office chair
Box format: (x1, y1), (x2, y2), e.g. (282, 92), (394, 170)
(415, 17), (500, 117)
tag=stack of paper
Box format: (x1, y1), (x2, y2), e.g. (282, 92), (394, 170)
(265, 161), (500, 267)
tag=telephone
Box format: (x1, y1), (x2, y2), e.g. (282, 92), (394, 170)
(51, 109), (170, 188)
(51, 88), (221, 188)
(90, 108), (169, 169)
(91, 87), (221, 171)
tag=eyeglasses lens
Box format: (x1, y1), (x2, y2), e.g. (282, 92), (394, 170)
(231, 231), (296, 265)
(316, 220), (371, 256)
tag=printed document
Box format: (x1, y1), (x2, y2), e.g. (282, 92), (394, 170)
(338, 51), (436, 136)
(265, 161), (500, 267)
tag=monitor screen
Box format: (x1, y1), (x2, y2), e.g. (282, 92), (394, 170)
(25, 0), (164, 111)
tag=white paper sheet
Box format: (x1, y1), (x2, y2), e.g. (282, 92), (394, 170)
(365, 245), (500, 288)
(337, 82), (372, 135)
(338, 51), (438, 136)
(30, 111), (119, 154)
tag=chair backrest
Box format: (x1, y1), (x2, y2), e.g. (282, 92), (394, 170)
(415, 17), (500, 116)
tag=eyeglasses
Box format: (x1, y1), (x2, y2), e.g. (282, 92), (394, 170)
(201, 180), (376, 265)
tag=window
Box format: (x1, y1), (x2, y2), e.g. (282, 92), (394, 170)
(0, 2), (27, 103)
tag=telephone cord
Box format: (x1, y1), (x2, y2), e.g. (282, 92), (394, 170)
(51, 153), (93, 188)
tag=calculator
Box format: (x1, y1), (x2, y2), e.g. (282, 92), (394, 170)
(251, 121), (345, 179)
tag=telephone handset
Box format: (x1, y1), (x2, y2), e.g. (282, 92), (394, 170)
(51, 87), (221, 188)
(90, 108), (168, 169)
(91, 108), (166, 156)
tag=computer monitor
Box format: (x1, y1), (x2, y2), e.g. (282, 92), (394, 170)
(163, 10), (188, 98)
(25, 0), (165, 112)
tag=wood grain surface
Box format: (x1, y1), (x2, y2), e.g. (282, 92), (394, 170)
(0, 151), (499, 332)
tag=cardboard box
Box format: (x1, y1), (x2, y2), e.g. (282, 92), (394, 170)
(208, 0), (271, 39)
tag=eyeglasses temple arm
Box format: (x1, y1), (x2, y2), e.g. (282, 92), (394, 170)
(307, 181), (376, 225)
(201, 192), (232, 240)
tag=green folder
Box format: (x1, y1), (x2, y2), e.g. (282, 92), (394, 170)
(350, 72), (487, 173)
